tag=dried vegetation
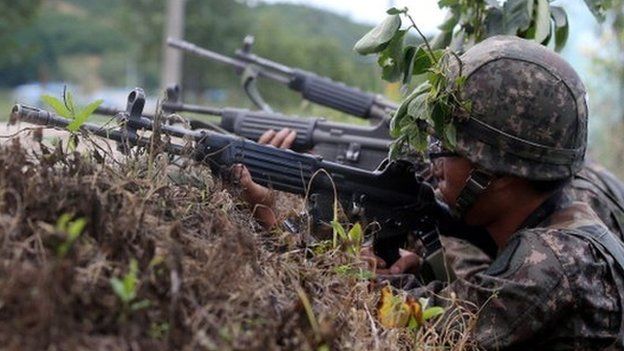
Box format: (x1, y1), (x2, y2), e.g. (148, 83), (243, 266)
(0, 130), (478, 350)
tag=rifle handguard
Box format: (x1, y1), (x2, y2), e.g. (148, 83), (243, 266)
(289, 69), (375, 119)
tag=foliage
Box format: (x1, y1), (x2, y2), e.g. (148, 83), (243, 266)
(55, 213), (87, 258)
(355, 1), (611, 156)
(42, 89), (102, 132)
(331, 220), (363, 256)
(0, 3), (128, 87)
(110, 259), (151, 312)
(377, 285), (444, 330)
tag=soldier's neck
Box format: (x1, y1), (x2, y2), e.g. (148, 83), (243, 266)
(485, 190), (553, 251)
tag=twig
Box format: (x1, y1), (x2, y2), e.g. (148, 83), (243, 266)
(406, 13), (437, 64)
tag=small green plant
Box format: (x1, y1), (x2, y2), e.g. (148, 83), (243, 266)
(55, 213), (87, 258)
(41, 87), (103, 132)
(149, 321), (170, 339)
(331, 220), (364, 256)
(333, 264), (375, 281)
(110, 259), (151, 313)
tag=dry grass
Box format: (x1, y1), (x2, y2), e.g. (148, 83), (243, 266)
(0, 129), (479, 350)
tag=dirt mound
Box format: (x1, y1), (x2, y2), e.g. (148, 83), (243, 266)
(0, 132), (476, 350)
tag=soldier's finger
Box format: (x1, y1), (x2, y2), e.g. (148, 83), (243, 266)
(270, 128), (291, 147)
(231, 164), (243, 181)
(258, 129), (276, 144)
(360, 246), (387, 269)
(389, 252), (422, 274)
(281, 130), (297, 149)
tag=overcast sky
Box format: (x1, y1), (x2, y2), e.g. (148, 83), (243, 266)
(261, 0), (445, 33)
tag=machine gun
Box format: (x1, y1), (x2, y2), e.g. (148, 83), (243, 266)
(12, 88), (447, 269)
(167, 37), (397, 120)
(95, 85), (393, 171)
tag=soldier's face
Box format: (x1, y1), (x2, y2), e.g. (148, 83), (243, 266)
(432, 156), (473, 209)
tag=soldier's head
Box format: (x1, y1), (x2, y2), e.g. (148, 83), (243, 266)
(430, 36), (588, 221)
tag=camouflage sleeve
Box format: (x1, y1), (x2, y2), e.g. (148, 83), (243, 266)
(415, 230), (575, 348)
(440, 236), (492, 280)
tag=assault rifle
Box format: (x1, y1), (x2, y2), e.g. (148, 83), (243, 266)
(167, 37), (398, 120)
(95, 85), (393, 171)
(12, 88), (446, 271)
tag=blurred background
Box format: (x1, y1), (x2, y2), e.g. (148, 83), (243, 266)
(0, 0), (622, 174)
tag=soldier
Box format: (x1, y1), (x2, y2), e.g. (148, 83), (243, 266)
(236, 36), (624, 348)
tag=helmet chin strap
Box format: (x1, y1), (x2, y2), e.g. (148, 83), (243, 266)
(453, 168), (495, 218)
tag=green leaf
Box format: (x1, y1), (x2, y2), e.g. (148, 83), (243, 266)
(378, 30), (407, 82)
(407, 93), (429, 120)
(412, 46), (434, 76)
(386, 7), (407, 15)
(55, 213), (73, 232)
(438, 0), (458, 7)
(402, 46), (417, 85)
(42, 94), (72, 117)
(123, 259), (139, 300)
(331, 220), (347, 241)
(354, 15), (402, 55)
(423, 306), (445, 320)
(533, 0), (551, 43)
(347, 222), (363, 244)
(550, 6), (569, 52)
(67, 218), (87, 240)
(67, 99), (103, 132)
(444, 123), (457, 148)
(503, 0), (533, 35)
(110, 278), (128, 302)
(64, 90), (76, 115)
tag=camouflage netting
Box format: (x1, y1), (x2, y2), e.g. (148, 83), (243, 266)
(0, 132), (477, 350)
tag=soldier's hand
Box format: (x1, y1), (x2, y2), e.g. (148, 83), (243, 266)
(361, 247), (423, 275)
(258, 128), (297, 149)
(231, 164), (277, 229)
(229, 128), (297, 229)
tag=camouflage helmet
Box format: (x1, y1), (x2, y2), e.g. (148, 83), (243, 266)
(449, 36), (588, 181)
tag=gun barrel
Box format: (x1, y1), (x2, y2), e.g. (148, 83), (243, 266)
(161, 101), (223, 116)
(13, 104), (203, 141)
(167, 38), (291, 85)
(95, 105), (156, 119)
(234, 50), (294, 76)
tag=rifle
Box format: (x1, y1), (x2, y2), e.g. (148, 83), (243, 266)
(164, 85), (392, 171)
(167, 36), (397, 120)
(95, 86), (393, 171)
(11, 88), (445, 271)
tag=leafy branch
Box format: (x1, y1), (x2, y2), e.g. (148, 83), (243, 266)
(354, 1), (610, 157)
(42, 87), (103, 133)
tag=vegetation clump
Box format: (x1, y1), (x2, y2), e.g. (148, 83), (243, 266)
(0, 132), (476, 350)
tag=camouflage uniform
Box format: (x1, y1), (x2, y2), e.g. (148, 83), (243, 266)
(569, 162), (624, 240)
(400, 36), (624, 349)
(445, 161), (624, 281)
(419, 190), (624, 349)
